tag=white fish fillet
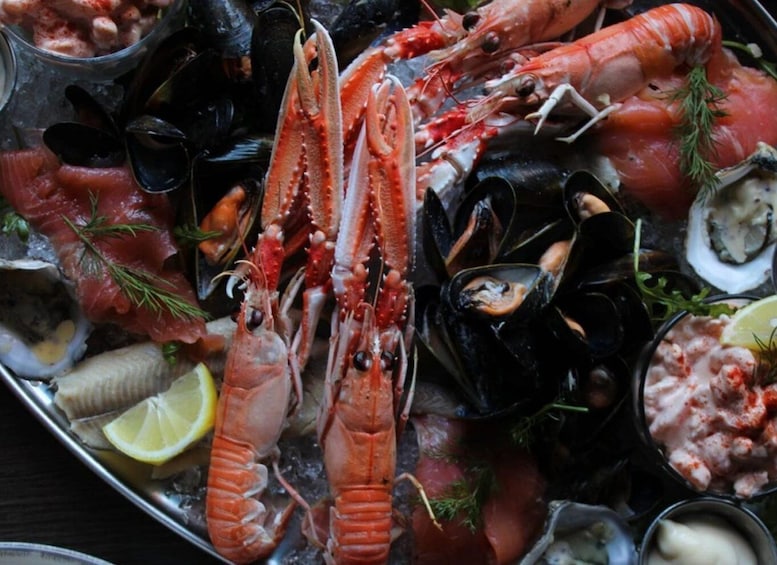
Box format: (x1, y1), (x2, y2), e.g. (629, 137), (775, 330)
(53, 316), (235, 421)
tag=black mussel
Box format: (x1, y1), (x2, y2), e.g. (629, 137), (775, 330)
(329, 0), (419, 65)
(43, 123), (124, 168)
(251, 1), (302, 133)
(121, 28), (209, 120)
(466, 146), (570, 193)
(188, 0), (257, 58)
(415, 285), (466, 383)
(142, 49), (231, 127)
(421, 187), (454, 281)
(564, 172), (622, 222)
(64, 85), (119, 137)
(443, 263), (550, 325)
(43, 86), (124, 168)
(125, 115), (190, 193)
(188, 135), (272, 298)
(423, 178), (519, 280)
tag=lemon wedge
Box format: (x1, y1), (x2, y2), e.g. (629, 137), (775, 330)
(720, 295), (777, 350)
(102, 362), (217, 465)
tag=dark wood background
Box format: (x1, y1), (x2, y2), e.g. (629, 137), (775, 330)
(0, 385), (221, 564)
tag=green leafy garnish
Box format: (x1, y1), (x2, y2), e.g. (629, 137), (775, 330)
(722, 40), (777, 81)
(173, 223), (221, 248)
(754, 327), (777, 386)
(668, 65), (728, 197)
(428, 462), (496, 532)
(0, 196), (30, 242)
(510, 402), (588, 449)
(62, 194), (208, 322)
(162, 341), (181, 365)
(633, 219), (734, 322)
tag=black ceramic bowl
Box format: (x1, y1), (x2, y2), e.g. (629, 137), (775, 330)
(639, 497), (777, 564)
(631, 295), (777, 501)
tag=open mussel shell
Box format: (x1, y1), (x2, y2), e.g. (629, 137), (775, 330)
(125, 115), (190, 193)
(520, 500), (637, 564)
(543, 292), (625, 361)
(188, 0), (257, 58)
(63, 85), (119, 136)
(423, 177), (519, 280)
(188, 135), (272, 299)
(43, 85), (124, 167)
(251, 1), (304, 133)
(443, 263), (551, 325)
(43, 123), (124, 168)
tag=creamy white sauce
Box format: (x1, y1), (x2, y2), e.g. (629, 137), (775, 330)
(646, 515), (757, 565)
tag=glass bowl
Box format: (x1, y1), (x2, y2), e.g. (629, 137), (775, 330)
(638, 497), (777, 564)
(0, 0), (186, 81)
(631, 295), (777, 501)
(0, 29), (16, 112)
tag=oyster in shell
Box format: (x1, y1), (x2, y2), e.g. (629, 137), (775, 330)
(520, 500), (637, 564)
(686, 142), (777, 293)
(0, 258), (91, 379)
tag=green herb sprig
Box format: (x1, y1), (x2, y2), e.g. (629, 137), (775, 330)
(62, 195), (208, 322)
(754, 327), (777, 386)
(0, 196), (29, 242)
(669, 65), (728, 197)
(428, 462), (496, 532)
(173, 223), (222, 248)
(633, 219), (734, 322)
(510, 401), (589, 449)
(722, 40), (777, 81)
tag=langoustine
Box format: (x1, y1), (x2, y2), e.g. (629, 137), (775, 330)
(204, 20), (343, 564)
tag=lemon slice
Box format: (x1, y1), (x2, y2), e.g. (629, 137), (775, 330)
(720, 295), (777, 350)
(102, 362), (217, 465)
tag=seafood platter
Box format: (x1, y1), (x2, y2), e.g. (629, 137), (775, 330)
(4, 0), (777, 563)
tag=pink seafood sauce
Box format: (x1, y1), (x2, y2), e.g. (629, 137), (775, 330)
(644, 313), (777, 498)
(0, 0), (174, 57)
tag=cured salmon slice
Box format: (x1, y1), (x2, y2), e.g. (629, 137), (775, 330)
(0, 146), (206, 344)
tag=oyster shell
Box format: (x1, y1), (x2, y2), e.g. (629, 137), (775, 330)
(0, 258), (91, 379)
(520, 500), (637, 565)
(686, 142), (777, 293)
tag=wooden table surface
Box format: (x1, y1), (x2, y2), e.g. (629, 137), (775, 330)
(0, 383), (222, 565)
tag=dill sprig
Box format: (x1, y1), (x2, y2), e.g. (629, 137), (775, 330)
(0, 196), (29, 242)
(428, 462), (496, 532)
(722, 40), (777, 81)
(81, 193), (159, 238)
(62, 201), (208, 322)
(669, 65), (728, 197)
(633, 219), (735, 322)
(754, 327), (777, 386)
(173, 223), (222, 248)
(510, 402), (589, 449)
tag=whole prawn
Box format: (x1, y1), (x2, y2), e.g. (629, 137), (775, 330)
(205, 20), (343, 564)
(339, 0), (633, 140)
(314, 76), (418, 565)
(473, 3), (722, 139)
